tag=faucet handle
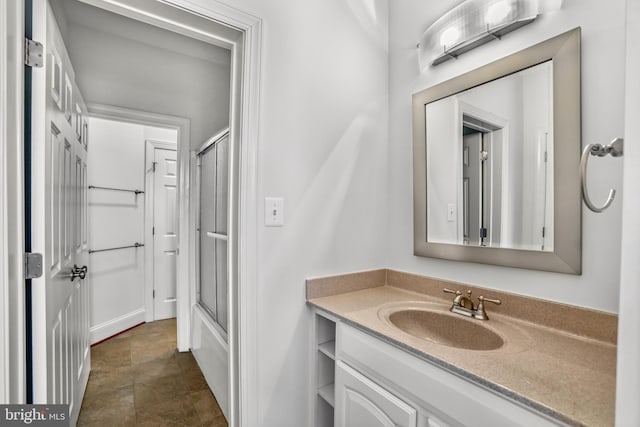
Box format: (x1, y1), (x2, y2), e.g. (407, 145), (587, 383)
(478, 296), (501, 305)
(473, 296), (502, 320)
(443, 288), (461, 296)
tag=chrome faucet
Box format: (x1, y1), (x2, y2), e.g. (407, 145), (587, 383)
(443, 288), (501, 320)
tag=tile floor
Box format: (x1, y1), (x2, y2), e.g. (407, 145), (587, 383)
(78, 319), (227, 426)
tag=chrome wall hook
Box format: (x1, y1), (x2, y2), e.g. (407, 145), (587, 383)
(580, 137), (624, 213)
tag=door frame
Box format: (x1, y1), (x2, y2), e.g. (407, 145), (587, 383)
(76, 2), (262, 426)
(615, 0), (640, 423)
(457, 100), (510, 246)
(144, 139), (178, 323)
(89, 104), (191, 347)
(0, 0), (27, 404)
(1, 3), (260, 424)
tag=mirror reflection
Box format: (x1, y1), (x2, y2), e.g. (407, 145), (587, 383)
(426, 61), (554, 251)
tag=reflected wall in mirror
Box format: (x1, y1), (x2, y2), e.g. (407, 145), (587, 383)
(426, 61), (553, 251)
(413, 28), (582, 274)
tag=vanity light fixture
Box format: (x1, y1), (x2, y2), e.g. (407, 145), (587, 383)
(419, 0), (563, 67)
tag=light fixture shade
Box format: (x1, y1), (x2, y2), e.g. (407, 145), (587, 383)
(419, 0), (562, 67)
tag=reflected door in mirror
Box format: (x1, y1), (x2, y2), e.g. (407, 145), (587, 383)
(426, 61), (554, 252)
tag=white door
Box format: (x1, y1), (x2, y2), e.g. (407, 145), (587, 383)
(30, 1), (90, 424)
(153, 147), (178, 320)
(335, 361), (418, 427)
(462, 132), (483, 245)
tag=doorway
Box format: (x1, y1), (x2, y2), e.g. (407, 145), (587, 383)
(461, 117), (504, 248)
(86, 116), (180, 344)
(14, 0), (262, 425)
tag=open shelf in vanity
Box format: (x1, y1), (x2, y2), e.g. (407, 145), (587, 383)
(314, 311), (336, 426)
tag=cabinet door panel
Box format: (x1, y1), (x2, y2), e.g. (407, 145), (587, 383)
(335, 361), (417, 427)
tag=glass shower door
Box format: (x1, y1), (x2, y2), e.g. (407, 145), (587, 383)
(197, 133), (229, 336)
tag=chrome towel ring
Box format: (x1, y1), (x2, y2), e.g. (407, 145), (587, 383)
(580, 137), (624, 213)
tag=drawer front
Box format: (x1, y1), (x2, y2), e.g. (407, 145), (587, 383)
(336, 322), (564, 427)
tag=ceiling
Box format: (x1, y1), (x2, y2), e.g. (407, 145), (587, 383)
(48, 0), (233, 147)
(50, 0), (231, 67)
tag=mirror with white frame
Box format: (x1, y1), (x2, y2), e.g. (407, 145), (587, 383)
(413, 28), (582, 274)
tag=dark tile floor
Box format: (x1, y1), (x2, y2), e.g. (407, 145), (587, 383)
(78, 319), (227, 426)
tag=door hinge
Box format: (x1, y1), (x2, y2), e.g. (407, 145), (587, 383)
(152, 162), (157, 173)
(544, 151), (548, 163)
(542, 226), (546, 238)
(153, 290), (155, 298)
(25, 38), (44, 68)
(24, 253), (43, 279)
(152, 226), (155, 236)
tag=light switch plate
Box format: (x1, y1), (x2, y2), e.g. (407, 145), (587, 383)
(447, 203), (456, 222)
(265, 197), (284, 226)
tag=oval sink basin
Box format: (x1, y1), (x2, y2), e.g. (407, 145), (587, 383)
(387, 309), (504, 351)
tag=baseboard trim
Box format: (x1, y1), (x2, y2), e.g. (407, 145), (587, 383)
(90, 321), (144, 347)
(89, 308), (146, 345)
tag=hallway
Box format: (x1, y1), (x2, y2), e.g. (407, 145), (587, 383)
(78, 319), (227, 426)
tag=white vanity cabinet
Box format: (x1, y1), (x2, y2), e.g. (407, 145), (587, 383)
(335, 360), (417, 427)
(321, 318), (566, 427)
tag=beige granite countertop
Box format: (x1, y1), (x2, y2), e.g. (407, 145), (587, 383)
(307, 270), (617, 427)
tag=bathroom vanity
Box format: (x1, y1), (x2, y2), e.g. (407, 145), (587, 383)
(308, 25), (617, 427)
(307, 270), (616, 427)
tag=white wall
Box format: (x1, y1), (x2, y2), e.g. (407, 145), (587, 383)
(389, 0), (626, 313)
(50, 0), (231, 149)
(87, 117), (177, 343)
(425, 96), (458, 243)
(218, 0), (390, 425)
(520, 64), (553, 249)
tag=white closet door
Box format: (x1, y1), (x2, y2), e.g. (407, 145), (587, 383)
(153, 147), (178, 320)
